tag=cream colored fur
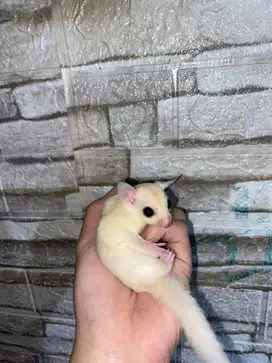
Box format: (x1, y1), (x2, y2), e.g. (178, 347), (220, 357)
(97, 182), (230, 363)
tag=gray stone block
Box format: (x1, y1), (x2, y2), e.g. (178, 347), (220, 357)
(193, 286), (262, 323)
(195, 265), (272, 290)
(184, 333), (253, 351)
(0, 196), (6, 212)
(194, 236), (270, 266)
(42, 313), (75, 326)
(1, 159), (78, 194)
(265, 327), (272, 344)
(0, 8), (59, 73)
(69, 107), (110, 149)
(0, 309), (43, 336)
(157, 92), (272, 144)
(43, 356), (69, 363)
(172, 180), (272, 212)
(65, 68), (173, 108)
(58, 0), (199, 65)
(57, 0), (271, 66)
(172, 347), (202, 363)
(109, 103), (157, 147)
(0, 219), (81, 241)
(225, 334), (253, 353)
(253, 343), (272, 354)
(184, 334), (253, 353)
(173, 349), (269, 363)
(0, 117), (73, 158)
(31, 285), (74, 316)
(157, 97), (179, 145)
(177, 69), (196, 93)
(2, 0), (51, 12)
(196, 44), (272, 93)
(0, 240), (76, 268)
(45, 323), (75, 340)
(0, 69), (62, 88)
(189, 212), (272, 237)
(28, 269), (74, 316)
(229, 181), (272, 212)
(131, 145), (272, 182)
(75, 148), (129, 185)
(65, 186), (112, 212)
(0, 88), (18, 120)
(13, 80), (66, 119)
(210, 321), (256, 335)
(265, 292), (272, 342)
(0, 333), (73, 355)
(0, 268), (34, 311)
(228, 353), (270, 363)
(199, 0), (272, 46)
(172, 182), (231, 212)
(0, 343), (41, 363)
(4, 193), (67, 214)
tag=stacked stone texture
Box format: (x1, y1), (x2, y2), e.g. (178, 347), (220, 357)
(0, 0), (272, 362)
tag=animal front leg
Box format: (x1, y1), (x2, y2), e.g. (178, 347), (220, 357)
(160, 249), (175, 265)
(141, 239), (167, 257)
(120, 237), (165, 258)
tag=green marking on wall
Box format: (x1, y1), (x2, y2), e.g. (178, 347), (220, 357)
(265, 233), (272, 266)
(224, 265), (270, 284)
(196, 234), (237, 266)
(232, 184), (249, 219)
(196, 234), (272, 284)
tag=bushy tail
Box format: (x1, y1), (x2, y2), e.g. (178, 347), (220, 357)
(150, 276), (230, 363)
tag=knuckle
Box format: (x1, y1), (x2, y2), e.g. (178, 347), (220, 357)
(173, 219), (189, 231)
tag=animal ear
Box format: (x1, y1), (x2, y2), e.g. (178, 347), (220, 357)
(156, 175), (183, 190)
(117, 182), (136, 204)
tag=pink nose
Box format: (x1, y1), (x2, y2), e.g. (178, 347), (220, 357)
(159, 218), (170, 228)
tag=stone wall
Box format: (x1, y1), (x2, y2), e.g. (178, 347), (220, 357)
(0, 0), (272, 362)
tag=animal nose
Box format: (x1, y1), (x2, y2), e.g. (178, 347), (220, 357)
(159, 218), (170, 228)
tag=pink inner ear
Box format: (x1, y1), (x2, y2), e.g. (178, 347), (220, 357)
(124, 191), (136, 204)
(117, 182), (136, 205)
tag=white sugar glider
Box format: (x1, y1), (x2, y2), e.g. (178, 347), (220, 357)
(97, 179), (230, 363)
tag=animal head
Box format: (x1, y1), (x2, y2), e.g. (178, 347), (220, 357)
(117, 178), (179, 228)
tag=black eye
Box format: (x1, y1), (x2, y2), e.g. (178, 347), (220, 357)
(143, 207), (155, 217)
(167, 198), (172, 209)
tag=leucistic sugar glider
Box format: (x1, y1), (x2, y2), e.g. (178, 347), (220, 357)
(97, 179), (230, 363)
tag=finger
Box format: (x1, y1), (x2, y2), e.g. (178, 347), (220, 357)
(77, 187), (117, 250)
(141, 218), (192, 281)
(171, 208), (187, 221)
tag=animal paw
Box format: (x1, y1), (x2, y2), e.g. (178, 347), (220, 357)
(142, 239), (165, 257)
(160, 249), (175, 265)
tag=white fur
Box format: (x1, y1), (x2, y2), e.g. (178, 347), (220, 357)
(97, 182), (230, 363)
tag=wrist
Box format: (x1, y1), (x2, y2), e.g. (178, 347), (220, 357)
(70, 332), (171, 363)
(70, 342), (170, 363)
(70, 350), (124, 363)
(70, 336), (127, 363)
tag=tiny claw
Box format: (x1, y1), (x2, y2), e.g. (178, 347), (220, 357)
(160, 249), (176, 265)
(157, 242), (166, 247)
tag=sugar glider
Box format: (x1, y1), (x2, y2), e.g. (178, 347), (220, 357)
(97, 180), (230, 363)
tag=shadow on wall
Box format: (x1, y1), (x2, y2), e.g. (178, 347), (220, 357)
(0, 0), (272, 362)
(166, 184), (239, 363)
(185, 212), (242, 363)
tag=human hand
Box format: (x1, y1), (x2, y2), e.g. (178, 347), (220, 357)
(70, 187), (192, 363)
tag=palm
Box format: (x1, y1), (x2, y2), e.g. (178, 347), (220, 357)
(75, 248), (179, 362)
(72, 190), (191, 363)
